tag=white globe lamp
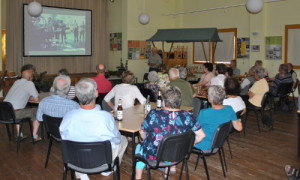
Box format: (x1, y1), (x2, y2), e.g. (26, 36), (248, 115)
(138, 13), (150, 25)
(28, 1), (43, 17)
(246, 0), (264, 14)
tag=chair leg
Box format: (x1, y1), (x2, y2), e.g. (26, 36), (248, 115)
(5, 124), (12, 141)
(241, 116), (246, 136)
(194, 154), (200, 170)
(185, 159), (190, 180)
(202, 156), (210, 180)
(115, 157), (120, 180)
(63, 166), (68, 180)
(226, 138), (233, 159)
(71, 170), (75, 180)
(146, 166), (151, 180)
(221, 147), (227, 172)
(218, 149), (226, 178)
(45, 138), (53, 168)
(179, 161), (185, 180)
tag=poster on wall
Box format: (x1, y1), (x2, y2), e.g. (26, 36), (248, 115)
(265, 36), (282, 60)
(110, 33), (122, 51)
(128, 40), (151, 59)
(237, 38), (250, 58)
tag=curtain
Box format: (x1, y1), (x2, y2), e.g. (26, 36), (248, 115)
(6, 0), (108, 75)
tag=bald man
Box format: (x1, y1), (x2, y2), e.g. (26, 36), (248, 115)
(148, 47), (162, 72)
(91, 64), (112, 93)
(4, 65), (39, 141)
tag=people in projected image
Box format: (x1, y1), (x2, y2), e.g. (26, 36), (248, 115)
(60, 20), (68, 44)
(79, 22), (85, 42)
(73, 20), (79, 43)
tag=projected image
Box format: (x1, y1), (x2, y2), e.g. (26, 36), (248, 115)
(24, 5), (92, 56)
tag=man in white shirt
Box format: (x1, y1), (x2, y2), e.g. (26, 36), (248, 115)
(4, 64), (39, 140)
(210, 63), (227, 88)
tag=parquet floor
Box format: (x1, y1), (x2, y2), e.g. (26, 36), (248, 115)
(0, 109), (299, 180)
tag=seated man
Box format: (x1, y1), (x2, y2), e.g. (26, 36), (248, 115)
(91, 64), (112, 94)
(4, 64), (39, 140)
(168, 68), (194, 107)
(33, 75), (79, 140)
(230, 60), (240, 77)
(60, 78), (128, 179)
(269, 64), (293, 96)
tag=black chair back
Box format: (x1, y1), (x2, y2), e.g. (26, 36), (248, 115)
(261, 92), (270, 108)
(61, 140), (112, 171)
(211, 121), (232, 149)
(143, 73), (149, 83)
(0, 101), (16, 124)
(139, 88), (157, 102)
(96, 93), (108, 108)
(43, 114), (62, 141)
(155, 131), (195, 166)
(276, 82), (293, 97)
(102, 97), (114, 112)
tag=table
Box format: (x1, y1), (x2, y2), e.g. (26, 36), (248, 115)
(115, 102), (193, 179)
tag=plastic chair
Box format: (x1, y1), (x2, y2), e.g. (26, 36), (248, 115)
(96, 93), (108, 109)
(270, 82), (293, 111)
(43, 114), (63, 168)
(246, 92), (271, 132)
(192, 121), (233, 180)
(143, 73), (149, 83)
(61, 140), (120, 180)
(0, 101), (34, 152)
(134, 131), (195, 180)
(236, 110), (246, 136)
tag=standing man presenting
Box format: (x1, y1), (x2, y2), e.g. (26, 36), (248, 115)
(148, 47), (162, 72)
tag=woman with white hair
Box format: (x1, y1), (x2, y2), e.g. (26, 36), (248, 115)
(144, 71), (160, 98)
(194, 85), (242, 151)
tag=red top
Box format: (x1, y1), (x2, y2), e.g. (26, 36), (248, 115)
(91, 74), (112, 93)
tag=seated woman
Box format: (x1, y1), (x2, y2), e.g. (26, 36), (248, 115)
(193, 63), (215, 88)
(104, 70), (146, 110)
(223, 77), (246, 114)
(248, 67), (269, 108)
(135, 86), (206, 180)
(157, 65), (170, 89)
(144, 71), (160, 98)
(194, 85), (243, 151)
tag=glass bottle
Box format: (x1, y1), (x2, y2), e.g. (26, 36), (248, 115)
(117, 99), (123, 121)
(145, 95), (151, 115)
(157, 91), (162, 109)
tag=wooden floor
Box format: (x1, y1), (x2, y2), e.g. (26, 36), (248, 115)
(0, 109), (299, 180)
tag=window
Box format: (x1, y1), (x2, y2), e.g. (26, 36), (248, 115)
(193, 28), (237, 64)
(285, 24), (300, 69)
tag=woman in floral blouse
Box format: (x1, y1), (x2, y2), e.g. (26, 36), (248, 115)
(135, 86), (206, 180)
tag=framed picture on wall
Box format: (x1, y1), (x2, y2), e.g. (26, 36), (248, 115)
(251, 45), (260, 52)
(265, 36), (282, 60)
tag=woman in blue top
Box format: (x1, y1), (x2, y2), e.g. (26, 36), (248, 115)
(194, 85), (243, 150)
(135, 86), (206, 180)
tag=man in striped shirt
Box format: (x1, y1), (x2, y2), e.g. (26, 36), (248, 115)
(34, 75), (79, 141)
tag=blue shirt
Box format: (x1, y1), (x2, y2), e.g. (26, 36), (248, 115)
(59, 105), (121, 149)
(194, 105), (237, 150)
(36, 95), (79, 121)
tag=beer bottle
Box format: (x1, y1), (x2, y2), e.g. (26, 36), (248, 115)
(117, 99), (123, 121)
(157, 91), (162, 109)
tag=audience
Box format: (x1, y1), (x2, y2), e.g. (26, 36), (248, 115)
(157, 65), (170, 89)
(248, 67), (269, 107)
(230, 60), (240, 77)
(193, 63), (215, 88)
(269, 64), (293, 96)
(144, 71), (160, 98)
(194, 85), (243, 151)
(287, 63), (298, 87)
(58, 68), (76, 99)
(4, 64), (39, 141)
(225, 67), (233, 77)
(33, 75), (79, 142)
(223, 77), (246, 114)
(178, 66), (187, 80)
(59, 78), (128, 179)
(104, 70), (146, 110)
(240, 66), (256, 97)
(254, 60), (263, 67)
(91, 64), (112, 94)
(168, 68), (194, 107)
(135, 86), (205, 179)
(210, 63), (227, 87)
